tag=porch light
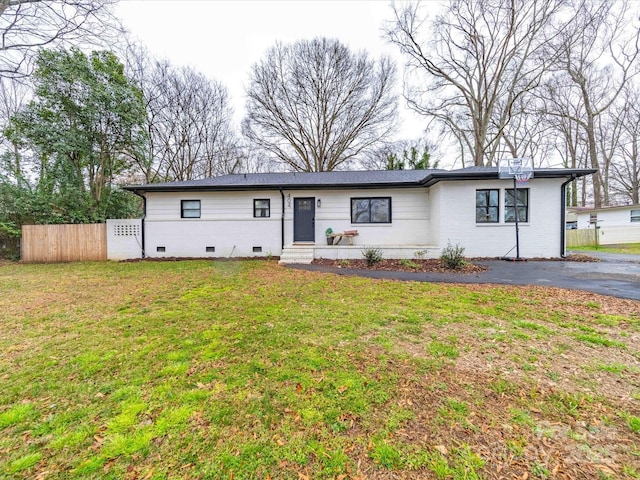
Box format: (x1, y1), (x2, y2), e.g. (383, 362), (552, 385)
(317, 198), (321, 208)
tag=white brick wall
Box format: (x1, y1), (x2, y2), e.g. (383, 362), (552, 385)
(433, 178), (565, 258)
(130, 178), (567, 259)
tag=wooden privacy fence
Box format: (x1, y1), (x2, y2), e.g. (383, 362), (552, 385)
(566, 225), (640, 247)
(566, 228), (599, 247)
(21, 224), (107, 263)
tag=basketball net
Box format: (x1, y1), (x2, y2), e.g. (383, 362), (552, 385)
(515, 172), (532, 185)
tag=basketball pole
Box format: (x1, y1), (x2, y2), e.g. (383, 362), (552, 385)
(514, 177), (521, 260)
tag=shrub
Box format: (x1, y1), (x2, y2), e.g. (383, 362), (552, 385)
(440, 241), (466, 269)
(362, 247), (383, 266)
(414, 249), (429, 260)
(400, 258), (420, 269)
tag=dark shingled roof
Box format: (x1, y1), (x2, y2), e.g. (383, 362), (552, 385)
(124, 167), (596, 193)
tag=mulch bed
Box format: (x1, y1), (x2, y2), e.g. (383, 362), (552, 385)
(312, 253), (600, 274)
(312, 258), (488, 274)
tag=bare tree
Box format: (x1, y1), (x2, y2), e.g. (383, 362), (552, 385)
(0, 76), (30, 181)
(491, 95), (555, 167)
(0, 0), (120, 78)
(125, 54), (240, 182)
(611, 85), (640, 204)
(387, 0), (561, 167)
(542, 0), (640, 207)
(119, 41), (162, 183)
(243, 37), (397, 172)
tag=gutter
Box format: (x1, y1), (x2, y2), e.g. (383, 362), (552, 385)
(560, 175), (577, 258)
(131, 191), (147, 259)
(279, 188), (285, 250)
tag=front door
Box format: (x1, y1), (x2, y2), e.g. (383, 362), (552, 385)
(293, 197), (315, 242)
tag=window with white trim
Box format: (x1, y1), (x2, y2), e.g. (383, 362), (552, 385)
(631, 209), (640, 223)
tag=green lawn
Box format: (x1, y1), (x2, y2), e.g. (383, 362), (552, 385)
(0, 260), (639, 479)
(572, 243), (640, 255)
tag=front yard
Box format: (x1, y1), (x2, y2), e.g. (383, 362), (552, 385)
(0, 260), (638, 479)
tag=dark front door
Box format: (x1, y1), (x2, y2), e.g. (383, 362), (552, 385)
(294, 197), (315, 242)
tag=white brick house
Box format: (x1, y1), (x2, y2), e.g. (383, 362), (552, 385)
(113, 167), (594, 262)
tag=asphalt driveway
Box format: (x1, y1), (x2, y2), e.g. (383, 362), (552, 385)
(290, 251), (640, 301)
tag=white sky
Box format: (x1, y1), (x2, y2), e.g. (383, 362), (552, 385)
(115, 0), (429, 141)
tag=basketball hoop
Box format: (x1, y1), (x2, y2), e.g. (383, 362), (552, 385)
(515, 171), (532, 185)
(497, 158), (534, 262)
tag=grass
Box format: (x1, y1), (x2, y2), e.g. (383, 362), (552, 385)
(571, 243), (640, 255)
(0, 260), (639, 479)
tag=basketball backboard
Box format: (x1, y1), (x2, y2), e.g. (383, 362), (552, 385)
(498, 158), (534, 180)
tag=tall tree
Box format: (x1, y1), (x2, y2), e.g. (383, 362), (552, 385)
(387, 0), (561, 167)
(150, 62), (239, 181)
(122, 43), (240, 182)
(541, 0), (640, 208)
(0, 0), (119, 78)
(611, 85), (640, 204)
(4, 47), (146, 222)
(243, 37), (397, 172)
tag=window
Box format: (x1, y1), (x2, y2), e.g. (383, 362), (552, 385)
(254, 199), (270, 217)
(631, 209), (640, 223)
(351, 197), (391, 223)
(475, 189), (499, 223)
(181, 200), (201, 218)
(505, 188), (529, 223)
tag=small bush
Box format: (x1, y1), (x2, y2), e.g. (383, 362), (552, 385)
(414, 249), (429, 260)
(400, 258), (420, 269)
(440, 241), (466, 269)
(362, 247), (383, 266)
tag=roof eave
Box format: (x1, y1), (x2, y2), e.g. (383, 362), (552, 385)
(123, 180), (426, 194)
(421, 168), (597, 187)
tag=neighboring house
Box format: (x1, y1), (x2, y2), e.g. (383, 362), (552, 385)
(114, 167), (594, 262)
(569, 204), (640, 229)
(567, 204), (640, 246)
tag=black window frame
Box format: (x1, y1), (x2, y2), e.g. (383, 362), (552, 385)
(505, 188), (529, 223)
(350, 197), (392, 224)
(181, 199), (201, 219)
(253, 199), (270, 218)
(475, 189), (499, 223)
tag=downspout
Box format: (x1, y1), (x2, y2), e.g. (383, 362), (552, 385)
(560, 175), (576, 258)
(279, 188), (285, 250)
(132, 191), (147, 259)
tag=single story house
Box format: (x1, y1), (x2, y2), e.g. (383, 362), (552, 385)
(566, 204), (640, 245)
(569, 204), (640, 229)
(113, 167), (594, 262)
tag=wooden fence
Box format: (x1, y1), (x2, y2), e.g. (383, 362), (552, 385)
(566, 225), (640, 247)
(566, 228), (599, 247)
(21, 224), (107, 263)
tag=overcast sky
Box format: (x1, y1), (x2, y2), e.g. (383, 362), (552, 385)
(115, 0), (429, 140)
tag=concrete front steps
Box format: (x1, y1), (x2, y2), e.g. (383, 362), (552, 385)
(278, 244), (315, 264)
